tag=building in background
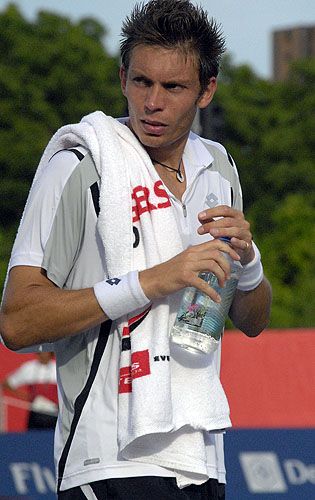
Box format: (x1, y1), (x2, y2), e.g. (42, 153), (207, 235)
(273, 25), (315, 81)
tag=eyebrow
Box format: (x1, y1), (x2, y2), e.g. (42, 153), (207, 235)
(129, 69), (192, 87)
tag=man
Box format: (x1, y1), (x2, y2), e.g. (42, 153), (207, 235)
(1, 352), (58, 430)
(0, 0), (272, 498)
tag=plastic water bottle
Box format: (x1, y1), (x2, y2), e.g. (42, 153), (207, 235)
(170, 239), (243, 354)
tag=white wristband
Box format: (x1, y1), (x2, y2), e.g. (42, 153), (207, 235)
(237, 241), (264, 291)
(93, 270), (150, 320)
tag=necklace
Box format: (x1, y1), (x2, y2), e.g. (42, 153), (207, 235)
(151, 158), (184, 183)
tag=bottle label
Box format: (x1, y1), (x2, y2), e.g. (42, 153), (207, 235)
(170, 252), (242, 354)
(178, 302), (207, 327)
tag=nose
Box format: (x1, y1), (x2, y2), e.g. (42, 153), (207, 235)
(144, 84), (164, 112)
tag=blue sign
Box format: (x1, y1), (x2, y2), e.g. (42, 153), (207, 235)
(225, 429), (315, 499)
(0, 431), (55, 499)
(0, 429), (314, 498)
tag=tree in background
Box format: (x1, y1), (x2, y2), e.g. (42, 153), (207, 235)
(214, 56), (315, 327)
(0, 5), (314, 327)
(0, 4), (125, 227)
(0, 4), (125, 298)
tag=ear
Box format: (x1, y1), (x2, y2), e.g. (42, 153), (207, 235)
(120, 65), (127, 96)
(197, 77), (217, 109)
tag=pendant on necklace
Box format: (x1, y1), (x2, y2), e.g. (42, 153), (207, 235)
(176, 170), (185, 183)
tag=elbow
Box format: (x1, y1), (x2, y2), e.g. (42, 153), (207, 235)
(241, 316), (271, 338)
(243, 324), (267, 338)
(0, 312), (25, 351)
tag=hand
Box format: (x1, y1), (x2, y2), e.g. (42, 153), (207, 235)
(139, 238), (241, 303)
(197, 205), (255, 265)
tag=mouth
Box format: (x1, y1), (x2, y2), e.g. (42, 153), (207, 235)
(140, 119), (167, 135)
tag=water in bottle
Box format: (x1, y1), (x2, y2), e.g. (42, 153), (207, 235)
(170, 246), (243, 354)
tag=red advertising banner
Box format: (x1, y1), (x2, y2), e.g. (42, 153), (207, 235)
(1, 328), (314, 431)
(221, 329), (315, 428)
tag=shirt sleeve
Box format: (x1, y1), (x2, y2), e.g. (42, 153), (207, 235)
(9, 150), (85, 286)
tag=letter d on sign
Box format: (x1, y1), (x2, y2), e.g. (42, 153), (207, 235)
(284, 459), (311, 485)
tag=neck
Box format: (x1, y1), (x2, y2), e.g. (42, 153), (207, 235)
(146, 144), (186, 169)
(145, 128), (190, 166)
(152, 157), (184, 183)
(125, 117), (189, 167)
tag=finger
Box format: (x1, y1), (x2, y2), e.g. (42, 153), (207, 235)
(191, 255), (228, 283)
(230, 237), (252, 252)
(229, 237), (257, 267)
(204, 260), (228, 287)
(209, 228), (250, 242)
(198, 217), (248, 238)
(198, 217), (240, 235)
(207, 240), (241, 262)
(187, 245), (240, 272)
(191, 275), (222, 303)
(191, 239), (241, 260)
(191, 247), (239, 286)
(198, 205), (242, 222)
(230, 238), (255, 267)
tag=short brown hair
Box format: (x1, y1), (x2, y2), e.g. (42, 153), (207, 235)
(120, 0), (226, 93)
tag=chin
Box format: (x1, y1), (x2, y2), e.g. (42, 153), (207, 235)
(135, 132), (166, 149)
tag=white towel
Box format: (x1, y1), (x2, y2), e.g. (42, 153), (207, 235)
(29, 111), (231, 487)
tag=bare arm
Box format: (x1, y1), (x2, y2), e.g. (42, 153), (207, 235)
(229, 277), (272, 337)
(1, 238), (241, 351)
(197, 205), (272, 336)
(1, 204), (270, 350)
(0, 266), (107, 351)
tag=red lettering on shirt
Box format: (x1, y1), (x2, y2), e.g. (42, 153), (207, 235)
(119, 349), (151, 394)
(119, 366), (132, 393)
(131, 350), (150, 380)
(154, 180), (172, 209)
(132, 186), (157, 222)
(131, 182), (171, 222)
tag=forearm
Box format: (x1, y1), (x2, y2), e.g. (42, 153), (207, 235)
(0, 269), (107, 350)
(229, 276), (272, 337)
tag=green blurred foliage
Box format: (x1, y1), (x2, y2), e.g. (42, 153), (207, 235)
(0, 3), (125, 226)
(0, 5), (314, 327)
(217, 55), (315, 327)
(260, 193), (315, 327)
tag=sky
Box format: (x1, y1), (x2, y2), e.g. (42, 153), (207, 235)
(1, 0), (315, 79)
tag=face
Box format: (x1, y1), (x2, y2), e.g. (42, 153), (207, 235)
(120, 44), (216, 160)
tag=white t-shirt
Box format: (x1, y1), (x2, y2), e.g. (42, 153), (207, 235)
(8, 130), (242, 490)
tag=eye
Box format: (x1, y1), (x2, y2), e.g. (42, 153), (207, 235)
(132, 76), (151, 86)
(164, 82), (184, 91)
